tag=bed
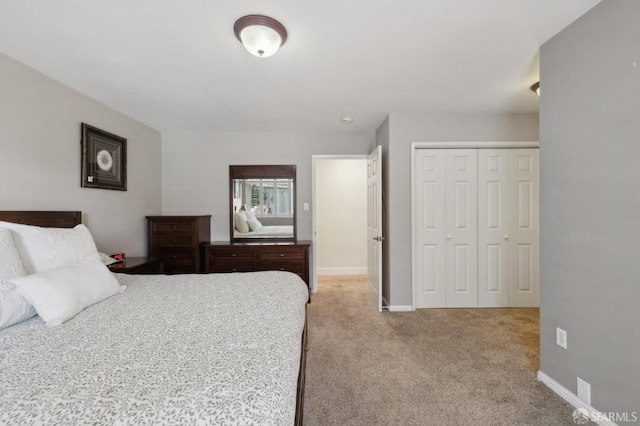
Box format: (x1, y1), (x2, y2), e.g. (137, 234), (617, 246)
(234, 225), (294, 239)
(0, 211), (308, 425)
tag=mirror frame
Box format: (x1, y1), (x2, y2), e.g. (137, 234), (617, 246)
(229, 165), (297, 242)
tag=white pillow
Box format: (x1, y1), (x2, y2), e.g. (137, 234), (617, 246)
(10, 254), (126, 327)
(0, 229), (27, 280)
(0, 281), (36, 329)
(234, 212), (250, 233)
(244, 210), (258, 222)
(0, 221), (98, 274)
(0, 229), (35, 329)
(247, 219), (262, 232)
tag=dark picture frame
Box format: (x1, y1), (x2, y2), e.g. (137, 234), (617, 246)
(81, 123), (127, 191)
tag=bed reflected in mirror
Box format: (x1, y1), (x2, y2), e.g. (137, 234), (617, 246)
(230, 165), (296, 242)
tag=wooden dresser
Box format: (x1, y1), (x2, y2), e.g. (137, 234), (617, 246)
(204, 241), (311, 289)
(146, 215), (211, 273)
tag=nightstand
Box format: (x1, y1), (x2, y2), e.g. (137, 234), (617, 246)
(108, 257), (164, 274)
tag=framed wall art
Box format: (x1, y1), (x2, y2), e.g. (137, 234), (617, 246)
(81, 123), (127, 191)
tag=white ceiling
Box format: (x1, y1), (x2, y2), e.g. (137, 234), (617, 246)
(0, 0), (601, 134)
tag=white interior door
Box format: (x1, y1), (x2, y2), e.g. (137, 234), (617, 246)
(414, 149), (478, 308)
(414, 149), (447, 308)
(367, 146), (383, 311)
(508, 149), (539, 307)
(477, 150), (510, 307)
(445, 150), (478, 307)
(413, 146), (538, 309)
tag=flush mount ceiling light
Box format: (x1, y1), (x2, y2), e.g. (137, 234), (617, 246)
(531, 81), (540, 96)
(341, 116), (354, 124)
(234, 15), (287, 58)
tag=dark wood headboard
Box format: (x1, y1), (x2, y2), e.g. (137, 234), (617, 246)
(0, 211), (82, 228)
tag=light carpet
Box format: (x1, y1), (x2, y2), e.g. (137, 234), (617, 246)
(302, 275), (590, 426)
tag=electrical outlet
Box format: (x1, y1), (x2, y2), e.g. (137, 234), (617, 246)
(577, 377), (591, 405)
(556, 327), (567, 349)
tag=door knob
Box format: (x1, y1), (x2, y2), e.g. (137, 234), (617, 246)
(447, 235), (452, 240)
(504, 235), (510, 240)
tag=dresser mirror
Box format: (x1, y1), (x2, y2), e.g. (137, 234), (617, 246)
(229, 165), (296, 242)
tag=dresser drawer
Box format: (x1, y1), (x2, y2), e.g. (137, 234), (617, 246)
(158, 250), (195, 273)
(151, 221), (195, 234)
(211, 260), (256, 273)
(152, 248), (194, 262)
(209, 247), (256, 260)
(152, 250), (195, 274)
(153, 235), (195, 248)
(257, 261), (305, 274)
(257, 247), (306, 261)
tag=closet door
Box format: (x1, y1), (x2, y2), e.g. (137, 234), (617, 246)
(477, 150), (510, 307)
(508, 149), (539, 307)
(445, 150), (478, 307)
(414, 147), (538, 309)
(414, 149), (447, 308)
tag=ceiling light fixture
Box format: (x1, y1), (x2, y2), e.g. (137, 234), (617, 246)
(234, 15), (287, 58)
(531, 81), (540, 96)
(341, 116), (354, 124)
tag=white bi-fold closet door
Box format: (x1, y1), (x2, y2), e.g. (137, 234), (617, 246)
(414, 148), (539, 308)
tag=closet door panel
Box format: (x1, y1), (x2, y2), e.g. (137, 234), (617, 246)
(445, 150), (478, 307)
(478, 150), (509, 307)
(415, 150), (447, 308)
(508, 149), (539, 307)
(413, 147), (539, 309)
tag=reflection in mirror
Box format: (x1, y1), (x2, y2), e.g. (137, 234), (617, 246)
(232, 178), (295, 239)
(230, 165), (296, 241)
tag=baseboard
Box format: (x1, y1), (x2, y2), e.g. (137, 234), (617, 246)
(388, 305), (413, 312)
(317, 267), (367, 276)
(537, 371), (622, 426)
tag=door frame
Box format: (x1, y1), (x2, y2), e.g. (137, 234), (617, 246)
(311, 154), (367, 294)
(410, 141), (539, 310)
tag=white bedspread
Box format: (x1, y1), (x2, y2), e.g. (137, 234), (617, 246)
(234, 225), (294, 239)
(0, 271), (308, 425)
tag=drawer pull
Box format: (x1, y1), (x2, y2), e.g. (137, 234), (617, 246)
(171, 239), (177, 244)
(232, 268), (237, 272)
(279, 268), (286, 271)
(231, 253), (237, 257)
(171, 225), (177, 229)
(279, 253), (285, 257)
(171, 255), (177, 259)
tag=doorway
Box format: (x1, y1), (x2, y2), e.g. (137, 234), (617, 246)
(311, 156), (367, 294)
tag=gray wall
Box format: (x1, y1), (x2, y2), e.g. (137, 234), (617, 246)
(161, 131), (374, 242)
(379, 113), (539, 307)
(539, 0), (640, 416)
(0, 52), (162, 256)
